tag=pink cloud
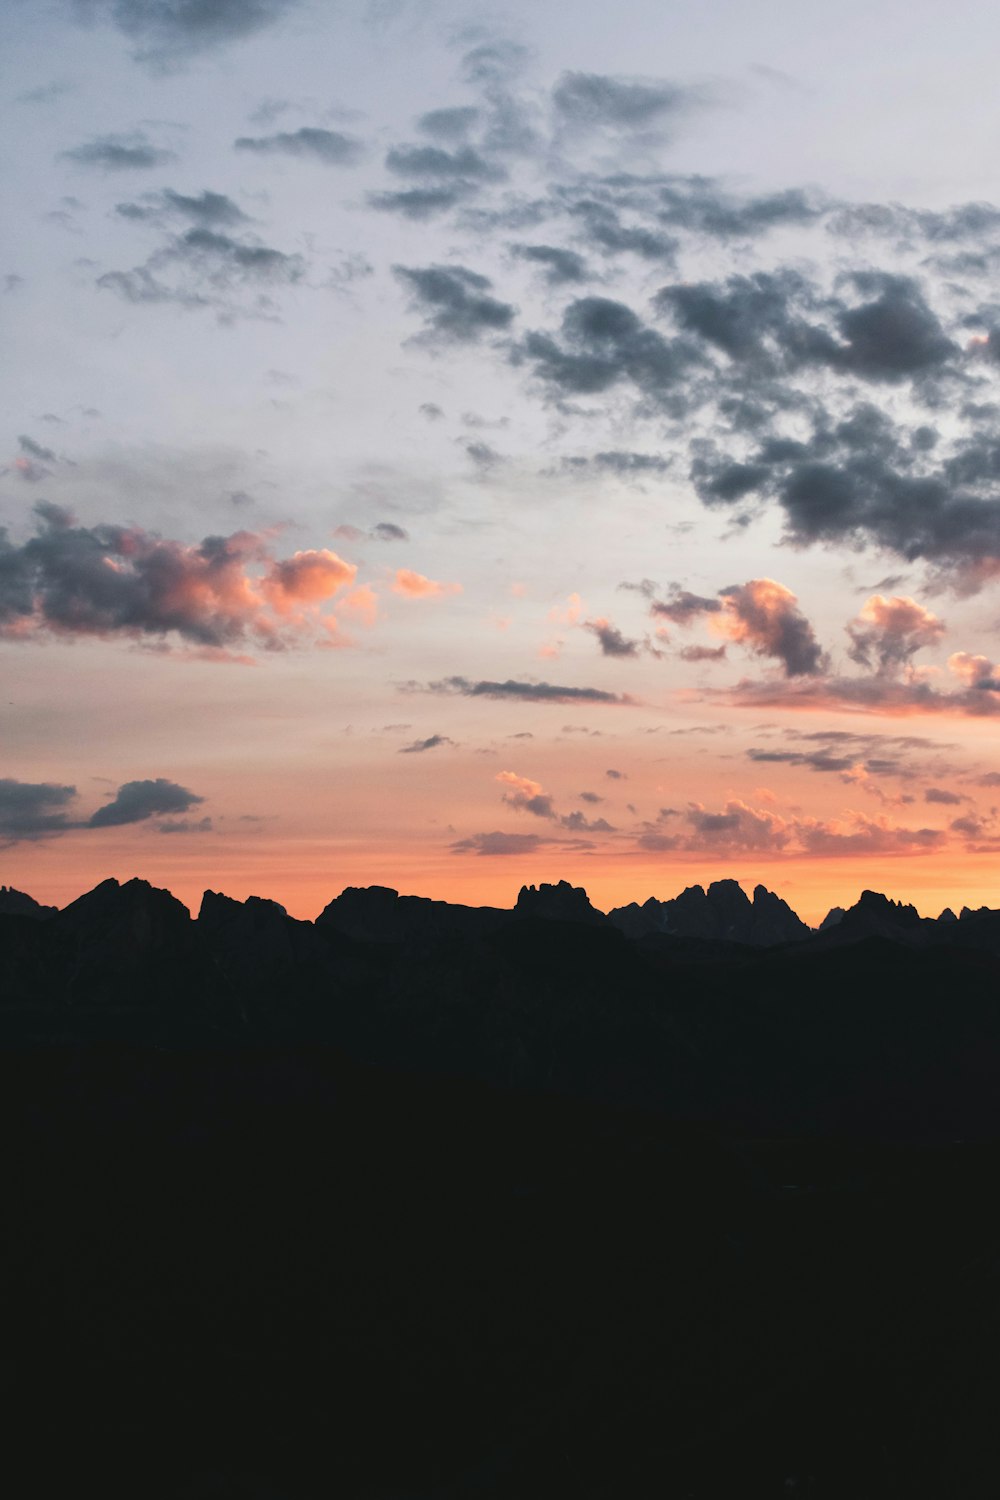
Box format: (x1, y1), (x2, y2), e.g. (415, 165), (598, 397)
(392, 568), (462, 598)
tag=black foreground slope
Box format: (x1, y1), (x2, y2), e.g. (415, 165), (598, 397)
(4, 877), (1000, 1497)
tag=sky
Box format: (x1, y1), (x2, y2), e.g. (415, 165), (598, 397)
(6, 0), (1000, 924)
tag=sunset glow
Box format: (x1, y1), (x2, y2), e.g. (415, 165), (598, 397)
(5, 1), (1000, 927)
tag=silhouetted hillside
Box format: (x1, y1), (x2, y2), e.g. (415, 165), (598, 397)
(5, 871), (1000, 1497)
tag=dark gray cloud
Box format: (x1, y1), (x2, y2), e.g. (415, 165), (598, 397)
(511, 244), (588, 284)
(0, 503), (351, 648)
(564, 451), (671, 477)
(464, 440), (503, 469)
(399, 734), (454, 754)
(370, 185), (475, 219)
(19, 435), (56, 464)
(518, 296), (702, 405)
(650, 586), (722, 625)
(567, 199), (677, 263)
(559, 810), (615, 832)
(0, 778), (78, 843)
(116, 188), (248, 227)
(460, 40), (529, 88)
(158, 816), (213, 833)
(679, 643), (727, 662)
(720, 580), (825, 677)
(234, 127), (364, 166)
(656, 179), (822, 238)
(418, 106), (481, 141)
(73, 0), (302, 68)
(384, 144), (502, 181)
(394, 264), (515, 343)
(416, 676), (635, 705)
(61, 132), (175, 170)
(925, 787), (963, 805)
(747, 748), (856, 773)
(371, 522), (409, 542)
(451, 830), (544, 856)
(723, 674), (1000, 719)
(657, 269), (815, 366)
(98, 224), (305, 312)
(552, 72), (701, 133)
(833, 272), (955, 381)
(584, 618), (640, 657)
(690, 395), (1000, 584)
(656, 269), (953, 385)
(89, 777), (203, 827)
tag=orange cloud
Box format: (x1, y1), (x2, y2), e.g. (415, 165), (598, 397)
(261, 549), (357, 613)
(392, 568), (462, 598)
(340, 583), (379, 626)
(712, 578), (825, 677)
(847, 594), (945, 674)
(0, 508), (367, 654)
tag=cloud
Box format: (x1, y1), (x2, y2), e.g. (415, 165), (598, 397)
(61, 132), (175, 170)
(690, 396), (1000, 588)
(399, 734), (454, 754)
(384, 143), (502, 181)
(559, 810), (616, 832)
(417, 106), (481, 141)
(394, 264), (516, 342)
(73, 0), (303, 68)
(583, 617), (640, 657)
(415, 676), (635, 705)
(795, 812), (945, 857)
(635, 795), (946, 858)
(115, 188), (249, 227)
(552, 71), (703, 134)
(0, 778), (78, 843)
(714, 579), (825, 677)
(721, 673), (1000, 719)
(262, 550), (357, 613)
(464, 441), (503, 470)
(88, 778), (203, 827)
(371, 522), (409, 542)
(947, 652), (1000, 689)
(925, 787), (963, 805)
(679, 643), (727, 662)
(234, 127), (364, 165)
(685, 798), (792, 851)
(158, 816), (213, 834)
(496, 770), (556, 819)
(566, 451), (671, 478)
(565, 200), (677, 264)
(651, 586), (722, 626)
(371, 185), (476, 220)
(97, 224), (305, 314)
(0, 504), (359, 650)
(518, 296), (702, 405)
(511, 244), (588, 284)
(747, 748), (856, 774)
(392, 569), (461, 598)
(450, 830), (545, 856)
(846, 594), (946, 674)
(832, 272), (955, 381)
(12, 435), (58, 483)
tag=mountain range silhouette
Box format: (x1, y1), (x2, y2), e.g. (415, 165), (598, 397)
(6, 871), (1000, 1498)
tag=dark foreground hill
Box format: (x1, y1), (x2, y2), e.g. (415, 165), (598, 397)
(4, 874), (1000, 1496)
